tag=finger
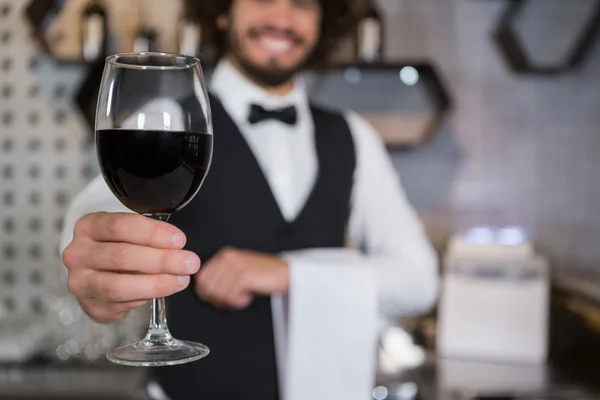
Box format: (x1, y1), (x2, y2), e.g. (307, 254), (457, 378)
(195, 262), (229, 306)
(228, 274), (254, 309)
(195, 284), (220, 308)
(79, 213), (187, 249)
(195, 273), (219, 305)
(83, 271), (190, 302)
(87, 308), (128, 324)
(86, 242), (200, 275)
(199, 293), (238, 312)
(87, 298), (150, 314)
(79, 300), (129, 324)
(206, 259), (234, 294)
(233, 293), (253, 309)
(210, 248), (249, 305)
(195, 276), (232, 310)
(197, 271), (250, 311)
(216, 264), (243, 304)
(114, 299), (150, 312)
(194, 256), (222, 294)
(218, 292), (252, 311)
(196, 246), (240, 284)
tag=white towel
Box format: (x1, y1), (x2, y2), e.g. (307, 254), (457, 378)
(274, 249), (379, 400)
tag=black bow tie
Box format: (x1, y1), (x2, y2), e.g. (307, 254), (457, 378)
(248, 104), (298, 125)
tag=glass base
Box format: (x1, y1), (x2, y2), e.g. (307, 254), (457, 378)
(107, 337), (210, 367)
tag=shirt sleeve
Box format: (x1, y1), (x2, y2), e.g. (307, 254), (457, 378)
(283, 111), (439, 320)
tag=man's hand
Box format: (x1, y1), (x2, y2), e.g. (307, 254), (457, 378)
(62, 212), (201, 324)
(195, 247), (290, 310)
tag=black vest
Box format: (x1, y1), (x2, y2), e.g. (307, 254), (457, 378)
(157, 95), (356, 400)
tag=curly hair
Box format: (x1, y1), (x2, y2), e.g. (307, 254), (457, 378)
(185, 0), (362, 68)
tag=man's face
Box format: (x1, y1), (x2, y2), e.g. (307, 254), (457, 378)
(221, 0), (322, 87)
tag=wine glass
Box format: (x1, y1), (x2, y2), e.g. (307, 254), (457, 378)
(95, 52), (212, 366)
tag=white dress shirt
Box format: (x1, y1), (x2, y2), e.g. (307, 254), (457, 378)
(209, 61), (439, 318)
(59, 60), (439, 400)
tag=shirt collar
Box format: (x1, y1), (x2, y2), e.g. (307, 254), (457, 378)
(209, 59), (309, 127)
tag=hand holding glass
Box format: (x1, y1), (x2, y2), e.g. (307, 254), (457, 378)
(95, 52), (212, 366)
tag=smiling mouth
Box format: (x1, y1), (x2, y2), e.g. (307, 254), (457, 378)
(249, 29), (303, 56)
(258, 36), (295, 55)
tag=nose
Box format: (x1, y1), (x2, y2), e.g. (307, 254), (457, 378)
(266, 0), (295, 31)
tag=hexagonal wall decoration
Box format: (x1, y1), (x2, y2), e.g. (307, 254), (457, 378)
(493, 0), (600, 74)
(309, 62), (452, 147)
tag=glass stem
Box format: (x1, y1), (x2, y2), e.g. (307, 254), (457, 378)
(147, 297), (170, 338)
(145, 214), (173, 342)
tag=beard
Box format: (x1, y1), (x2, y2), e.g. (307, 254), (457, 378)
(227, 26), (314, 87)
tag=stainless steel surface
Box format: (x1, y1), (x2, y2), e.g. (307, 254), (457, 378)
(554, 270), (600, 303)
(449, 388), (597, 400)
(375, 350), (600, 400)
(0, 364), (148, 399)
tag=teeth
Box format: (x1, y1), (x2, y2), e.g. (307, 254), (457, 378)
(259, 37), (293, 53)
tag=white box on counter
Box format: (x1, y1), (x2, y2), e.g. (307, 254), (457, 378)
(437, 234), (549, 366)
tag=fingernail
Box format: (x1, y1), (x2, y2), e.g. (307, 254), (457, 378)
(172, 233), (186, 248)
(177, 275), (189, 287)
(185, 256), (198, 273)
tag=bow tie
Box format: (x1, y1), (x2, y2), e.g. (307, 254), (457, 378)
(248, 104), (298, 125)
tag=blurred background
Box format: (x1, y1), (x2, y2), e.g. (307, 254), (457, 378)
(1, 0), (600, 399)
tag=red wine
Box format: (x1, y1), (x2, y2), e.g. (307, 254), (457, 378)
(96, 129), (212, 215)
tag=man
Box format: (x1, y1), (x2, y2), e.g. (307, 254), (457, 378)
(60, 0), (439, 399)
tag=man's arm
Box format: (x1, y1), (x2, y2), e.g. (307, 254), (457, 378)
(194, 111), (439, 318)
(283, 112), (439, 320)
(349, 110), (439, 317)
